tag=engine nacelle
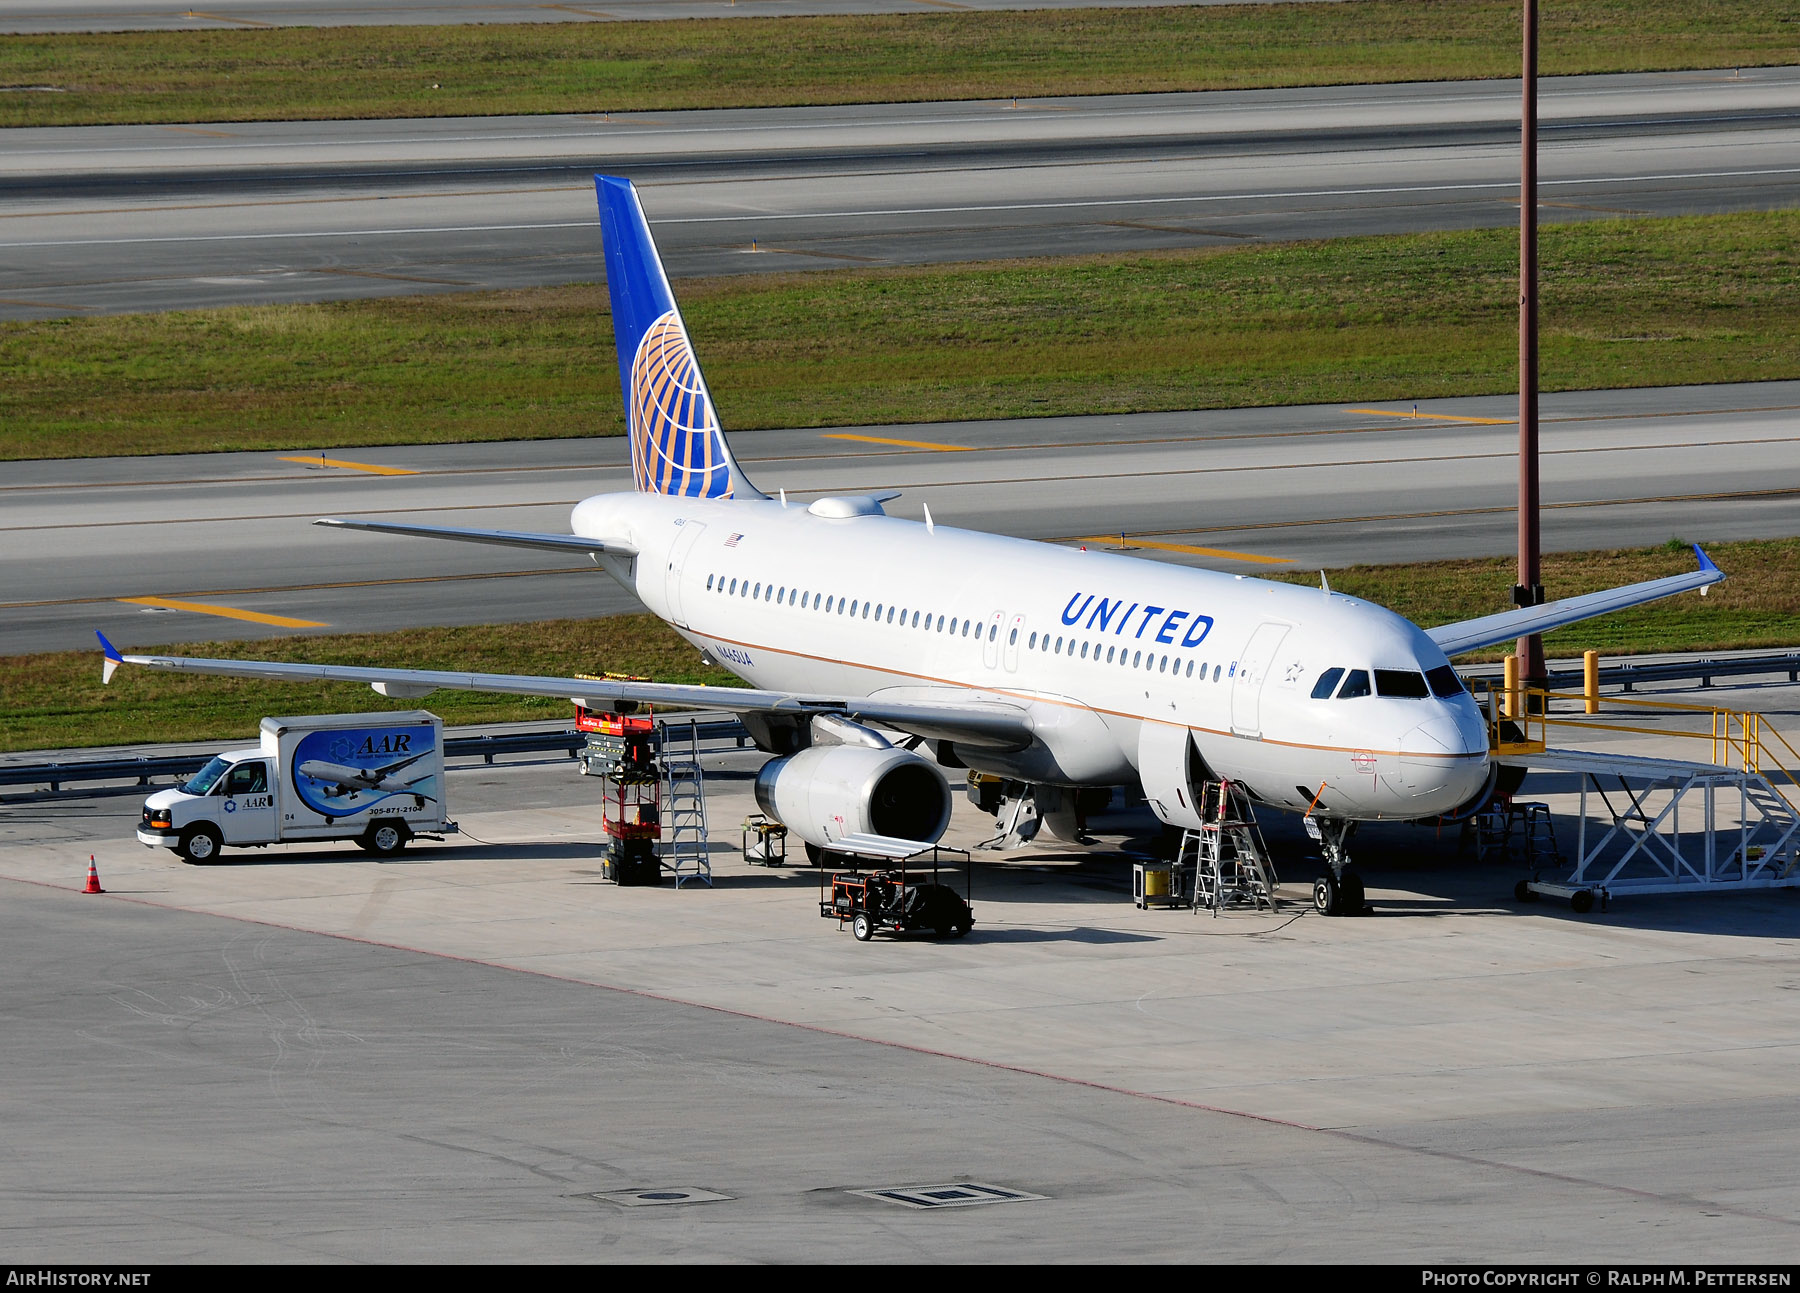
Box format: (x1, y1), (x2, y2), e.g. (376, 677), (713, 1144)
(754, 745), (952, 848)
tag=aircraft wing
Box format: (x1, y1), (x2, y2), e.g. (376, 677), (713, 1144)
(97, 634), (1034, 750)
(371, 749), (435, 778)
(1426, 544), (1724, 657)
(314, 518), (635, 558)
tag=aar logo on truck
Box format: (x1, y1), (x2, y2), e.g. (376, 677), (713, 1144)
(291, 725), (439, 818)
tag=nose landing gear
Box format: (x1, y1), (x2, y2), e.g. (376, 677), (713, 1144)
(1308, 817), (1369, 917)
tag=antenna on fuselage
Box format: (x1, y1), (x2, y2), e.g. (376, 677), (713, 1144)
(779, 488), (788, 508)
(923, 503), (935, 533)
(1320, 571), (1331, 593)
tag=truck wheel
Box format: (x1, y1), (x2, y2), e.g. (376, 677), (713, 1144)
(178, 824), (224, 865)
(360, 821), (409, 857)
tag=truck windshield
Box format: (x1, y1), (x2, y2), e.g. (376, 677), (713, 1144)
(182, 756), (231, 796)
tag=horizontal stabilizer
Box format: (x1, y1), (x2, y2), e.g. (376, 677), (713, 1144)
(314, 518), (635, 558)
(1427, 544), (1724, 656)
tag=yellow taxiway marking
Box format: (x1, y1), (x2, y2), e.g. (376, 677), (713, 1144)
(278, 455), (418, 476)
(1347, 407), (1514, 425)
(181, 10), (273, 26)
(120, 596), (327, 629)
(1076, 536), (1291, 565)
(821, 434), (974, 452)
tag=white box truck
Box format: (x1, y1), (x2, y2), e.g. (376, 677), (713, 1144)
(137, 712), (457, 864)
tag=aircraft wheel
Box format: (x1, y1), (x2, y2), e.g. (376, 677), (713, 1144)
(360, 820), (409, 857)
(1340, 872), (1365, 915)
(1312, 873), (1340, 917)
(852, 912), (874, 942)
(178, 824), (223, 865)
(804, 842), (825, 868)
(1514, 879), (1538, 902)
(1570, 889), (1595, 915)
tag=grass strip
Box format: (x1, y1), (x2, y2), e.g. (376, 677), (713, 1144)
(0, 2), (1795, 127)
(4, 209), (1798, 461)
(4, 538), (1795, 754)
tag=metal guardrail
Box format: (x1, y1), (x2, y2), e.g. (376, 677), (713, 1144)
(1461, 650), (1800, 692)
(0, 717), (752, 795)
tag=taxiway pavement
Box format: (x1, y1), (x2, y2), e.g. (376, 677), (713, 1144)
(0, 0), (1289, 35)
(4, 69), (1797, 317)
(6, 380), (1796, 655)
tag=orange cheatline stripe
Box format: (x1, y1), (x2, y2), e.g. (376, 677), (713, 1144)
(1075, 537), (1291, 565)
(120, 596), (327, 629)
(1346, 407), (1515, 425)
(822, 434), (974, 452)
(277, 456), (417, 476)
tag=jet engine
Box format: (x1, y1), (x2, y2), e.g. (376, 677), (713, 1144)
(754, 743), (952, 848)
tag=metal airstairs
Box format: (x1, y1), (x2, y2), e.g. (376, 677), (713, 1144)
(1182, 780), (1278, 915)
(1480, 681), (1800, 910)
(659, 719), (712, 888)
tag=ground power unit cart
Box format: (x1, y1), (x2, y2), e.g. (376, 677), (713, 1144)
(819, 838), (974, 942)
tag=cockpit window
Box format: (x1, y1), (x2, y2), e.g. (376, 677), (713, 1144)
(1375, 669), (1431, 699)
(1426, 664), (1465, 697)
(1310, 667), (1345, 700)
(1337, 669), (1372, 699)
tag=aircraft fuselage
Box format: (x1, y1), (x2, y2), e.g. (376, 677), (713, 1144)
(574, 490), (1491, 822)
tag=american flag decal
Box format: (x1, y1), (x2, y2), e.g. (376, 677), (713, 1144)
(724, 533), (743, 548)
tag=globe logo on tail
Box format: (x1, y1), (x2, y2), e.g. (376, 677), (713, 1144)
(629, 311), (732, 498)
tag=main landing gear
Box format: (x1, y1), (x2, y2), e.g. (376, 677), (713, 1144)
(1308, 817), (1369, 917)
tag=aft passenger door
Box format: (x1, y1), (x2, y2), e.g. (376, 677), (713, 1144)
(663, 520), (707, 627)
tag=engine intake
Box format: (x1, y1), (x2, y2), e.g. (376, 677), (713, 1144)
(754, 744), (952, 847)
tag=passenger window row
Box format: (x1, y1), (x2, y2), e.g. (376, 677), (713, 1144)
(705, 573), (999, 641)
(1019, 627), (1225, 681)
(702, 571), (1245, 683)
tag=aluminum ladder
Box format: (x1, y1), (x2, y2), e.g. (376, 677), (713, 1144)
(1191, 780), (1278, 914)
(660, 720), (712, 888)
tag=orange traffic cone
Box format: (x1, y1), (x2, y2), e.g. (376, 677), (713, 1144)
(83, 855), (105, 895)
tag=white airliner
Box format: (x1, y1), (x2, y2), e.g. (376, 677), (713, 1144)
(100, 175), (1724, 914)
(297, 749), (437, 802)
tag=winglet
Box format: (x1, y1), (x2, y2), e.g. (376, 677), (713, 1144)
(97, 630), (124, 685)
(1694, 543), (1721, 596)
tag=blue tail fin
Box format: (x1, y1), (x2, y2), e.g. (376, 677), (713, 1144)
(596, 175), (760, 500)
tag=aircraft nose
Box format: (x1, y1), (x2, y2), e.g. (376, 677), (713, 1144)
(1445, 701), (1490, 756)
(1398, 716), (1487, 804)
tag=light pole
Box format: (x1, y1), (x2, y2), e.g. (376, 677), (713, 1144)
(1516, 0), (1546, 683)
